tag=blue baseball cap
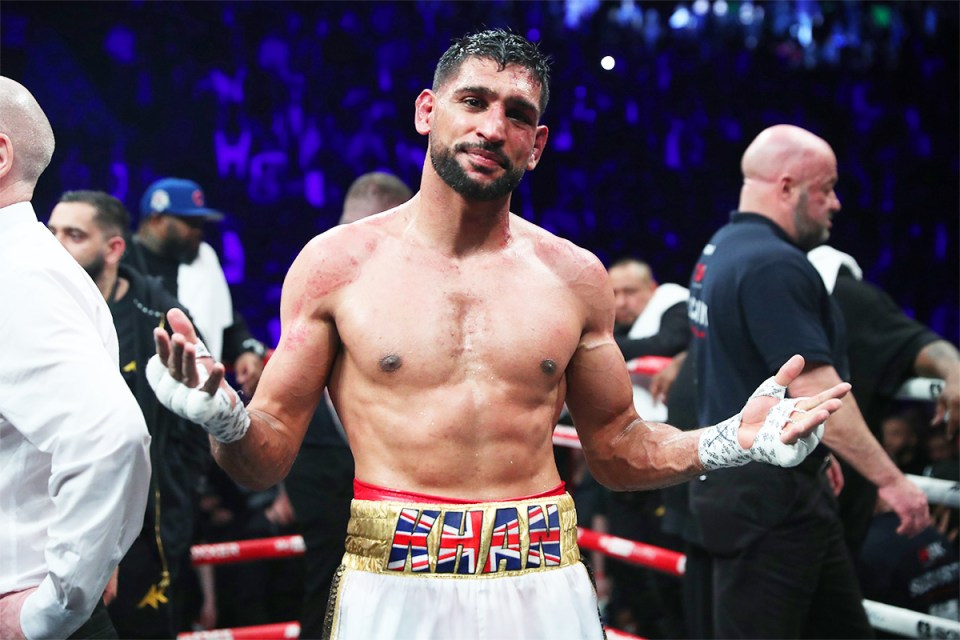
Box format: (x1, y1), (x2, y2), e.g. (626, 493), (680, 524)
(140, 177), (224, 221)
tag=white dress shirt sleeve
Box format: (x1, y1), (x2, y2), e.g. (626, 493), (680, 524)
(0, 239), (152, 639)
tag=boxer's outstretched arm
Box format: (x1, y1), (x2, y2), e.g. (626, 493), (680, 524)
(150, 233), (349, 490)
(564, 260), (848, 491)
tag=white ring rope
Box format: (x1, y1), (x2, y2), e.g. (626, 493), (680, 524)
(906, 474), (960, 509)
(863, 599), (960, 639)
(896, 377), (947, 402)
(627, 356), (947, 405)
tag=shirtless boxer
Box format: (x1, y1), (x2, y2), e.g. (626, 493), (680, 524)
(148, 30), (850, 639)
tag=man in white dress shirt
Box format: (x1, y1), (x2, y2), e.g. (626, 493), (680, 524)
(0, 76), (152, 640)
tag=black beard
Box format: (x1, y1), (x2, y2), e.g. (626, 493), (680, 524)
(159, 234), (200, 264)
(82, 253), (106, 282)
(430, 139), (526, 201)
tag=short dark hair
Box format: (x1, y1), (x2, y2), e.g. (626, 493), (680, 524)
(58, 190), (131, 237)
(433, 28), (552, 115)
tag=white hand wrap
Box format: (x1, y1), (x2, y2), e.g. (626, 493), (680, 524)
(698, 376), (825, 470)
(193, 341), (212, 360)
(145, 353), (250, 443)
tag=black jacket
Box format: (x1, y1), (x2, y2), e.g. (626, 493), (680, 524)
(114, 264), (210, 573)
(122, 239), (264, 364)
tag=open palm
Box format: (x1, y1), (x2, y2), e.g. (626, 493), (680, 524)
(738, 355), (849, 450)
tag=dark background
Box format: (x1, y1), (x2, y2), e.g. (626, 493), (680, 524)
(2, 0), (957, 348)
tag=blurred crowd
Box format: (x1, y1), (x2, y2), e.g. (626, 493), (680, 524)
(2, 1), (956, 349)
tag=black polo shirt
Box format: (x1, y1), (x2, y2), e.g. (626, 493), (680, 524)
(689, 212), (847, 425)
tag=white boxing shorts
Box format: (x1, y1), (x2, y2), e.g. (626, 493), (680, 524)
(322, 482), (604, 640)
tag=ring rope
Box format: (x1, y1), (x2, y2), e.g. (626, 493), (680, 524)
(176, 621), (645, 640)
(862, 600), (960, 639)
(182, 360), (952, 637)
(552, 426), (957, 507)
(626, 356), (945, 404)
(178, 621), (301, 639)
(190, 535), (305, 566)
(187, 527), (957, 639)
(895, 377), (948, 402)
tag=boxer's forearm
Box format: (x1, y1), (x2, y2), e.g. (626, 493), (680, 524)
(210, 408), (300, 490)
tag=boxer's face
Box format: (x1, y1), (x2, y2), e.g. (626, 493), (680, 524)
(417, 57), (549, 202)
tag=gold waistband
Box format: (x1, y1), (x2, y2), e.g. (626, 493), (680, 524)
(343, 492), (580, 577)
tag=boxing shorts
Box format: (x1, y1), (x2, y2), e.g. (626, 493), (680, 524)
(322, 481), (604, 639)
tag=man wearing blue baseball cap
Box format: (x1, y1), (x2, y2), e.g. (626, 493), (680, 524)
(124, 177), (265, 397)
(136, 177), (224, 268)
